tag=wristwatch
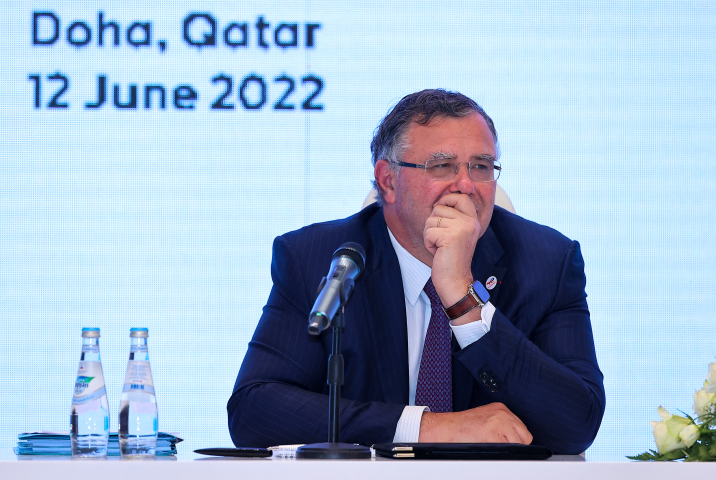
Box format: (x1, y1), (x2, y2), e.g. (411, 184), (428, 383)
(442, 279), (490, 320)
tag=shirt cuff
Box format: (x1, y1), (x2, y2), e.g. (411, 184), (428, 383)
(449, 301), (496, 349)
(393, 405), (430, 442)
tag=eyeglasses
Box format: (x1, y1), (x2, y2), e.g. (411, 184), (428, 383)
(396, 157), (501, 183)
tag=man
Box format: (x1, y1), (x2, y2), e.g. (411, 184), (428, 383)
(228, 89), (605, 454)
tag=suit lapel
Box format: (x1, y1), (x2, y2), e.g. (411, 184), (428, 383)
(452, 224), (506, 412)
(471, 225), (506, 305)
(360, 209), (410, 405)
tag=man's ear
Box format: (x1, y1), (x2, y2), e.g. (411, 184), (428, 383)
(374, 160), (397, 204)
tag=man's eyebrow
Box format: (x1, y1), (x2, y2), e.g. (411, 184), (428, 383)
(427, 151), (457, 161)
(471, 154), (497, 163)
(426, 152), (496, 163)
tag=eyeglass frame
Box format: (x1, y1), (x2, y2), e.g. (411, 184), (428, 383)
(393, 156), (502, 183)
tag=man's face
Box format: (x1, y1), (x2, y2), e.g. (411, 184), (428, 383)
(386, 113), (497, 256)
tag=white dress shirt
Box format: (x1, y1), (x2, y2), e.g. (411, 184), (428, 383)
(388, 228), (497, 442)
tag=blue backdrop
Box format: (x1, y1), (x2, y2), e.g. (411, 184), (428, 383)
(1, 1), (715, 461)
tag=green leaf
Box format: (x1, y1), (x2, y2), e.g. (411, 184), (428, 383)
(626, 451), (659, 461)
(698, 431), (716, 446)
(663, 449), (687, 460)
(627, 449), (685, 461)
(707, 444), (716, 455)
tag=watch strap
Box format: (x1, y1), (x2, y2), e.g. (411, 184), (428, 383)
(442, 280), (490, 321)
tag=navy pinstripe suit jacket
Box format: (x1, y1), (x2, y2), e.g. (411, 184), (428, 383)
(228, 204), (605, 454)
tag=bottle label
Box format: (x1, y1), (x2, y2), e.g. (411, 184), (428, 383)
(130, 345), (148, 353)
(81, 345), (99, 353)
(72, 361), (107, 405)
(122, 361), (155, 395)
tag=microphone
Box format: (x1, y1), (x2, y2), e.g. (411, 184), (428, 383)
(308, 242), (366, 335)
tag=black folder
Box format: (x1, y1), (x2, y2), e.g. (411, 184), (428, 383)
(372, 443), (552, 460)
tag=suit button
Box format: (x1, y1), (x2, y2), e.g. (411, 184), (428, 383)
(480, 372), (490, 383)
(489, 384), (499, 393)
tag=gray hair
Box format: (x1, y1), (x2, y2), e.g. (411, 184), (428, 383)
(370, 89), (499, 206)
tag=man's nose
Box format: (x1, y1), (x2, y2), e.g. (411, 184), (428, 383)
(449, 163), (474, 194)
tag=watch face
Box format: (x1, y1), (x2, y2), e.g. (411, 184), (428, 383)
(471, 280), (490, 305)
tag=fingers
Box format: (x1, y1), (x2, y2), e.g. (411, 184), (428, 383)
(424, 209), (478, 247)
(426, 215), (453, 230)
(431, 204), (464, 220)
(434, 193), (478, 218)
(426, 205), (478, 232)
(478, 403), (533, 445)
(484, 418), (527, 444)
(423, 220), (464, 254)
(423, 212), (453, 256)
(514, 421), (533, 445)
(502, 420), (532, 445)
(425, 202), (479, 242)
(423, 235), (438, 256)
(502, 410), (533, 445)
(495, 430), (519, 444)
(491, 403), (532, 444)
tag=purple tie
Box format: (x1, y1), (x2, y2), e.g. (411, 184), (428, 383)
(415, 278), (453, 413)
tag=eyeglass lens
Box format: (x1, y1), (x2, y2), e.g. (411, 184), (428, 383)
(424, 160), (500, 182)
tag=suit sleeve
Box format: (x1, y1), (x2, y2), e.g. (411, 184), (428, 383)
(227, 235), (405, 447)
(454, 240), (605, 454)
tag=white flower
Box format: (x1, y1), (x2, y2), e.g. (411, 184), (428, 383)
(707, 362), (716, 384)
(679, 424), (700, 448)
(650, 407), (691, 454)
(693, 385), (716, 417)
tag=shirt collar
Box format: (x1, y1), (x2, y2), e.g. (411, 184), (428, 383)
(387, 227), (432, 307)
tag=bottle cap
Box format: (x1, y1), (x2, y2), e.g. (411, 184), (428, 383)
(81, 328), (100, 338)
(130, 328), (149, 338)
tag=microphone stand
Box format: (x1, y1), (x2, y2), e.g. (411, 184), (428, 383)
(296, 278), (372, 459)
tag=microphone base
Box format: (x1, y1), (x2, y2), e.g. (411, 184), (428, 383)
(295, 442), (371, 459)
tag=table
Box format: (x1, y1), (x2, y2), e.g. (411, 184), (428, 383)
(2, 448), (716, 480)
(0, 449), (716, 480)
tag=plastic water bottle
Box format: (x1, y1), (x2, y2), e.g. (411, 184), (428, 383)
(118, 328), (158, 457)
(70, 328), (110, 458)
